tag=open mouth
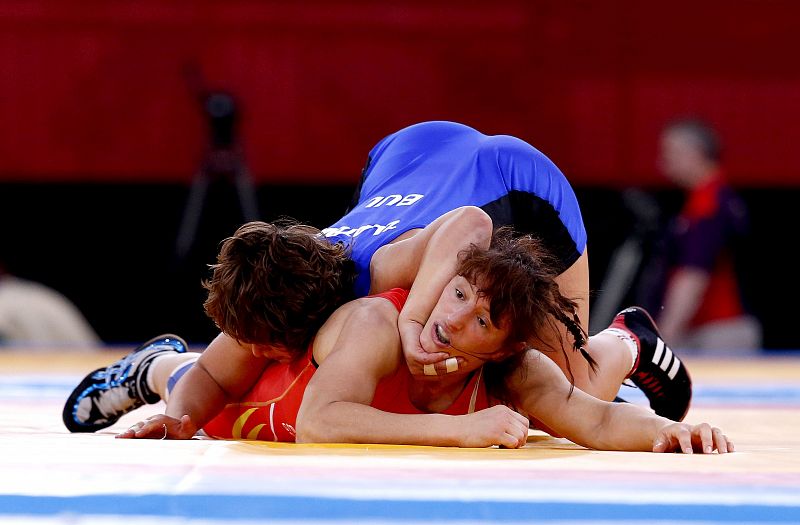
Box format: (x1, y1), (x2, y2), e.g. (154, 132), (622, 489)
(434, 323), (450, 345)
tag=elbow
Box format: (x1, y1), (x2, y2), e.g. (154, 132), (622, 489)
(295, 408), (321, 443)
(295, 404), (337, 444)
(454, 206), (493, 247)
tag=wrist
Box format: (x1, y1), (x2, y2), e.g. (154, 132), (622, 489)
(399, 314), (425, 326)
(434, 413), (464, 447)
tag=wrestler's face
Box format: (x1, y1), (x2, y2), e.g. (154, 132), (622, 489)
(419, 275), (515, 372)
(659, 130), (707, 187)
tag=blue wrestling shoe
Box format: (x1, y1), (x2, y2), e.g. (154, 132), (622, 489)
(611, 307), (692, 422)
(62, 334), (187, 433)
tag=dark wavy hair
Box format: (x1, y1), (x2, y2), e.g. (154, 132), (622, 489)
(456, 227), (592, 400)
(203, 220), (356, 355)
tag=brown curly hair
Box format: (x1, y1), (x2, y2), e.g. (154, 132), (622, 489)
(203, 220), (356, 355)
(455, 227), (593, 399)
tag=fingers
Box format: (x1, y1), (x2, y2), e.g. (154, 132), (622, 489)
(697, 423), (713, 454)
(652, 437), (668, 453)
(496, 406), (529, 449)
(179, 415), (199, 437)
(116, 420), (147, 439)
(405, 345), (450, 379)
(510, 409), (529, 428)
(712, 427), (733, 454)
(412, 354), (462, 378)
(677, 426), (693, 454)
(115, 427), (135, 439)
(694, 424), (734, 454)
(498, 431), (526, 449)
(652, 426), (677, 453)
(497, 420), (528, 448)
(116, 415), (169, 439)
(425, 357), (463, 376)
(654, 423), (735, 454)
(415, 350), (451, 366)
(133, 421), (163, 439)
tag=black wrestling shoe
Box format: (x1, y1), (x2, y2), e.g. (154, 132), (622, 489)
(62, 334), (187, 433)
(611, 307), (692, 421)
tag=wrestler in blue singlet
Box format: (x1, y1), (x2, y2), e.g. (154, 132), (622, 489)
(322, 121), (587, 296)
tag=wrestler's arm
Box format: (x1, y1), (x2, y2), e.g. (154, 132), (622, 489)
(118, 332), (270, 439)
(165, 333), (269, 422)
(369, 206), (493, 373)
(658, 268), (709, 343)
(369, 205), (492, 292)
(508, 350), (734, 453)
(295, 300), (528, 447)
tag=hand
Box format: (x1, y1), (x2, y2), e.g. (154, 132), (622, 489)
(399, 318), (453, 379)
(458, 405), (530, 448)
(652, 422), (734, 454)
(116, 414), (199, 440)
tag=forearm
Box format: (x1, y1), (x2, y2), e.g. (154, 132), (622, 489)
(164, 364), (231, 430)
(401, 207), (492, 323)
(297, 401), (461, 446)
(370, 206), (492, 295)
(584, 402), (671, 451)
(513, 350), (667, 452)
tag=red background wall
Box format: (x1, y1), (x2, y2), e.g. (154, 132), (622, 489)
(1, 0), (798, 186)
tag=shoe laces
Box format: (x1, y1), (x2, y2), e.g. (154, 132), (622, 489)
(101, 352), (148, 387)
(92, 381), (140, 418)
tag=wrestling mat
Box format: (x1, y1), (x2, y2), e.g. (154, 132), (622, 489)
(1, 349), (799, 524)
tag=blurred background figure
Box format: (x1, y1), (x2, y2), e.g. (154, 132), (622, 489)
(0, 261), (102, 349)
(637, 119), (761, 354)
(174, 63), (260, 265)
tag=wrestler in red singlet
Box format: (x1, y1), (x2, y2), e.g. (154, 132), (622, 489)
(202, 288), (490, 442)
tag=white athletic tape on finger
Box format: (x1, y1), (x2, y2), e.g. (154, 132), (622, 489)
(445, 357), (458, 373)
(423, 364), (437, 376)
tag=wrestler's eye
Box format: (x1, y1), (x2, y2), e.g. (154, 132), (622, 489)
(477, 316), (488, 328)
(455, 288), (464, 299)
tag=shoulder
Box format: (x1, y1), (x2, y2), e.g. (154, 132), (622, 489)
(504, 348), (570, 393)
(314, 296), (402, 362)
(346, 296), (403, 335)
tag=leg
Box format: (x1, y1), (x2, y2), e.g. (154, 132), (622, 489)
(527, 250), (692, 420)
(147, 352), (199, 401)
(526, 249), (633, 401)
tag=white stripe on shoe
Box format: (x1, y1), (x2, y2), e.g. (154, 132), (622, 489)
(667, 355), (681, 380)
(652, 339), (665, 365)
(660, 351), (674, 373)
(658, 345), (674, 373)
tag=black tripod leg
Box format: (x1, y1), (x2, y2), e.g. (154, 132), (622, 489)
(175, 168), (210, 262)
(233, 162), (260, 222)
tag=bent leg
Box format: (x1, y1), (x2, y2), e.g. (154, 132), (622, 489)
(526, 249), (633, 401)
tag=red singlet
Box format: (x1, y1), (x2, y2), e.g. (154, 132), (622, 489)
(202, 288), (489, 441)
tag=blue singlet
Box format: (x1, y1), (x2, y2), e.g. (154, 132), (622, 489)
(322, 121), (587, 296)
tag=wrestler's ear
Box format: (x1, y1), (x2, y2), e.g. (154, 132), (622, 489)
(491, 341), (528, 362)
(511, 341), (529, 355)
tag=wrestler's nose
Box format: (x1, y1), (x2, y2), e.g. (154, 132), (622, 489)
(446, 305), (471, 331)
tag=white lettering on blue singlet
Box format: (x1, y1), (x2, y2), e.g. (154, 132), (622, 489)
(364, 194), (424, 208)
(321, 220), (400, 238)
